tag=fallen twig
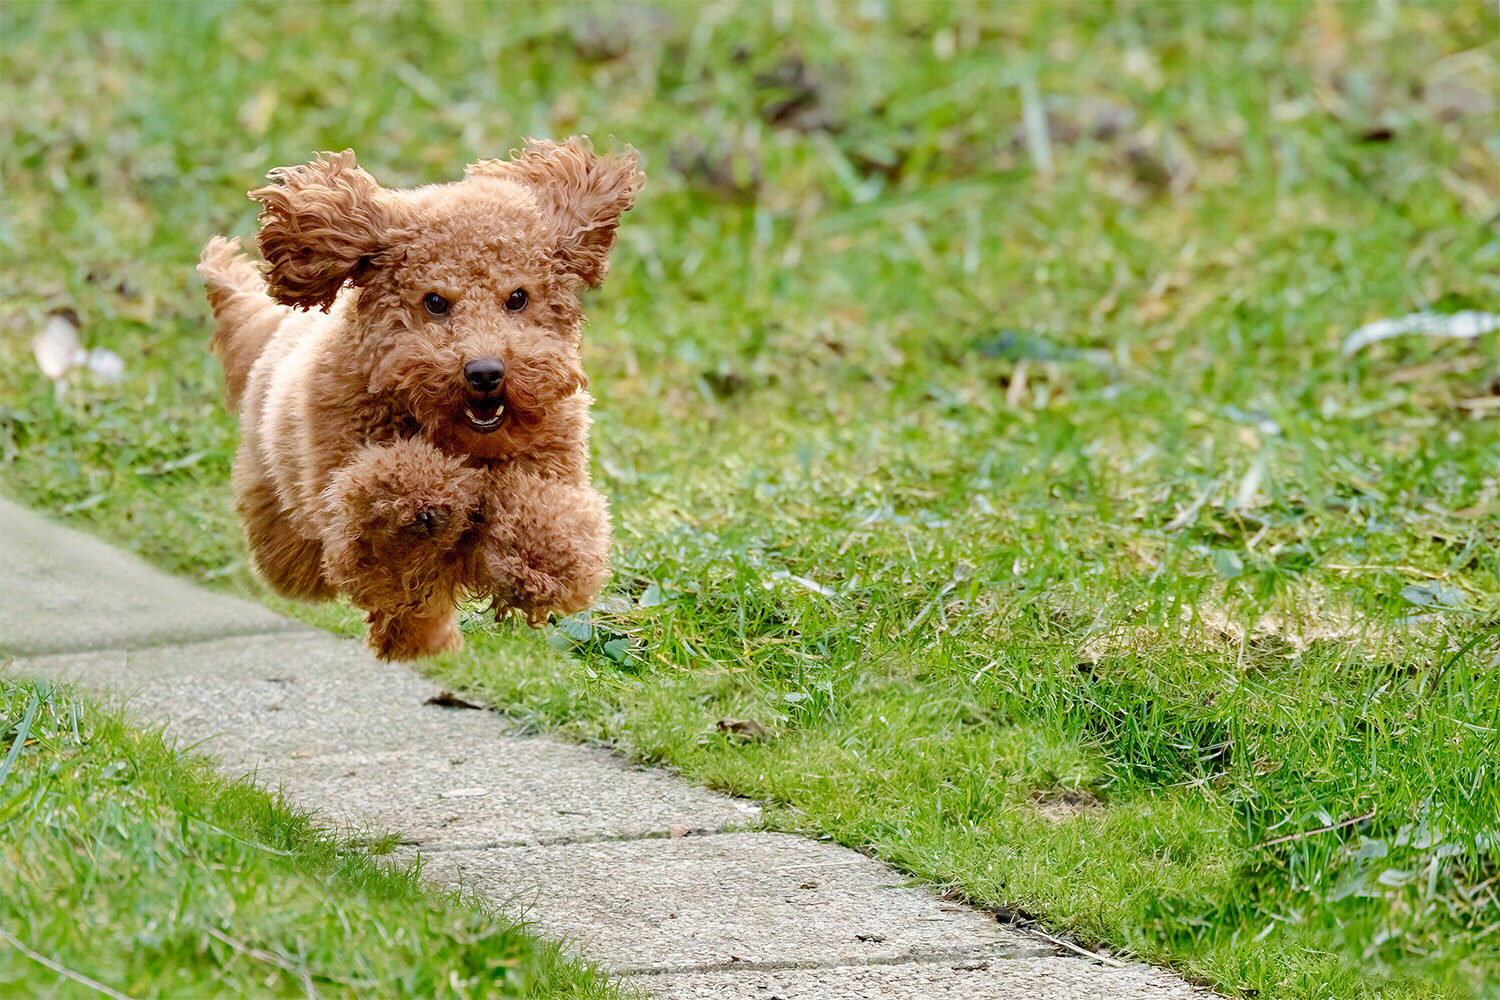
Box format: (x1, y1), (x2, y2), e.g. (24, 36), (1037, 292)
(1256, 808), (1377, 850)
(0, 926), (134, 1000)
(1026, 927), (1127, 968)
(205, 927), (320, 1000)
(1325, 563), (1444, 580)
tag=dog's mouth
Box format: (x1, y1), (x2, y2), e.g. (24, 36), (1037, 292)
(460, 396), (506, 433)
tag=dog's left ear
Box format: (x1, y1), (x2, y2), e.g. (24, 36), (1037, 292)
(468, 137), (645, 289)
(250, 150), (391, 311)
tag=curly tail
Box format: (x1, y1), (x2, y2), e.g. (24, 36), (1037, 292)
(198, 236), (284, 408)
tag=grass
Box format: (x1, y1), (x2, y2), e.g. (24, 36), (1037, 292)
(0, 678), (618, 998)
(2, 1), (1499, 997)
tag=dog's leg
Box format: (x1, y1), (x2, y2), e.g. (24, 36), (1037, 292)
(235, 464), (335, 601)
(467, 467), (612, 625)
(320, 439), (483, 659)
(364, 608), (463, 662)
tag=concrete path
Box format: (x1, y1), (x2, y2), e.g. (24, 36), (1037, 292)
(1, 497), (1210, 999)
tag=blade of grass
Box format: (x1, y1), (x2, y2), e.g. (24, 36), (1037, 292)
(0, 693), (41, 787)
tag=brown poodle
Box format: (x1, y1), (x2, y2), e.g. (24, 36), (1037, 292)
(198, 138), (643, 660)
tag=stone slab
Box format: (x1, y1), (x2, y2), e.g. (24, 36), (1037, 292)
(640, 957), (1210, 999)
(262, 742), (759, 846)
(12, 633), (459, 763)
(0, 497), (299, 656)
(8, 633), (758, 846)
(407, 833), (1053, 974)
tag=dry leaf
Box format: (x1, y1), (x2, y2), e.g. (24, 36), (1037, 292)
(1424, 49), (1497, 121)
(30, 310), (125, 393)
(32, 312), (82, 380)
(238, 86), (278, 136)
(667, 823), (691, 839)
(85, 347), (125, 383)
(716, 717), (772, 740)
(1456, 397), (1500, 412)
(1343, 311), (1500, 355)
(425, 691), (483, 710)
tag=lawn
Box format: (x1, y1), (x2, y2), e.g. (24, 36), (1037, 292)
(2, 2), (1498, 998)
(0, 679), (618, 998)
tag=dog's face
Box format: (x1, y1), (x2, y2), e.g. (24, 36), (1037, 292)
(250, 140), (644, 460)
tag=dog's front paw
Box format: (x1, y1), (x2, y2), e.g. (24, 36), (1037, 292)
(465, 471), (611, 625)
(326, 440), (482, 549)
(321, 440), (486, 620)
(393, 499), (459, 541)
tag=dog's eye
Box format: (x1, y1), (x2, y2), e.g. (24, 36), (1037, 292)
(423, 293), (449, 316)
(505, 288), (528, 312)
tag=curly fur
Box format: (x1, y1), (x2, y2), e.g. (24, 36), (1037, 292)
(199, 138), (643, 660)
(467, 137), (647, 289)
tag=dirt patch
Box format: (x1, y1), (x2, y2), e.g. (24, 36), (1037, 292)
(1029, 788), (1102, 824)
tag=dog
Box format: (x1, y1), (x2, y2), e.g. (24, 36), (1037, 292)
(198, 138), (643, 660)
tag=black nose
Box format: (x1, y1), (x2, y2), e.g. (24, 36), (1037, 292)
(464, 358), (505, 394)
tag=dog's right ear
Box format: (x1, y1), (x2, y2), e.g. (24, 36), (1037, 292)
(250, 151), (390, 312)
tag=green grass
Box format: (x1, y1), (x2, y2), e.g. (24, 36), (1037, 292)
(0, 678), (618, 998)
(3, 1), (1499, 998)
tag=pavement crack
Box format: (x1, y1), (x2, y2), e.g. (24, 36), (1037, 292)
(3, 622), (311, 659)
(402, 826), (760, 853)
(618, 944), (1054, 977)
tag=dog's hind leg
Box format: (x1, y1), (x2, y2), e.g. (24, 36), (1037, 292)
(199, 236), (288, 409)
(235, 462), (335, 601)
(363, 609), (463, 663)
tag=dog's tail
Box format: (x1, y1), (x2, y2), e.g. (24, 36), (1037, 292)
(199, 236), (284, 409)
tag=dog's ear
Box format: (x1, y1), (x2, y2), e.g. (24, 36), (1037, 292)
(250, 150), (390, 311)
(468, 137), (645, 289)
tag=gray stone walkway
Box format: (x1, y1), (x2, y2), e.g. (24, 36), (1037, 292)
(1, 497), (1210, 999)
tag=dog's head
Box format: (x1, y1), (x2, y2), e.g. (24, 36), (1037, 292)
(250, 138), (644, 459)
